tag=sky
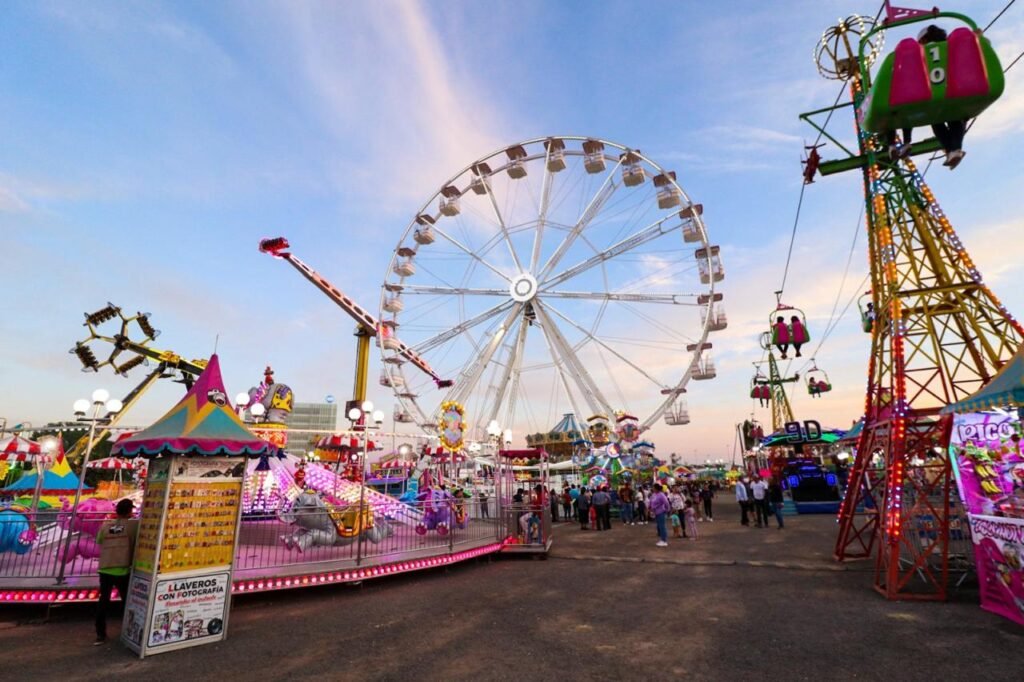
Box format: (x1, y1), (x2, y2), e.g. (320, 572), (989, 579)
(2, 1), (1024, 464)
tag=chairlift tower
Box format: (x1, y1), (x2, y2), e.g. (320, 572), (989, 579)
(803, 12), (1023, 600)
(755, 338), (799, 433)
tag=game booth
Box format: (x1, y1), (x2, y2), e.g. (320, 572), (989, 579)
(0, 357), (506, 607)
(942, 344), (1024, 626)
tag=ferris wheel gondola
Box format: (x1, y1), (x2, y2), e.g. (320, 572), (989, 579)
(379, 136), (722, 441)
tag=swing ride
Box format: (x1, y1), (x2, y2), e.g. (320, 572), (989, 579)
(800, 2), (1024, 601)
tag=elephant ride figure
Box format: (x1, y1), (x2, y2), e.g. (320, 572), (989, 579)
(415, 487), (469, 536)
(0, 504), (37, 555)
(278, 490), (391, 553)
(56, 496), (117, 565)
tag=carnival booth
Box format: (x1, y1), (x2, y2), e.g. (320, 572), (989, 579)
(498, 448), (551, 554)
(942, 344), (1024, 626)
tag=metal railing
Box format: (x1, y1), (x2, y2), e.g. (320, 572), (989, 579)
(0, 498), (501, 587)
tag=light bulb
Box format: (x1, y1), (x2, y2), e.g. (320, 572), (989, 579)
(106, 399), (123, 414)
(251, 403), (266, 417)
(348, 407), (361, 421)
(73, 399), (90, 415)
(361, 400), (374, 413)
(235, 393), (250, 407)
(92, 388), (110, 404)
(372, 410), (384, 425)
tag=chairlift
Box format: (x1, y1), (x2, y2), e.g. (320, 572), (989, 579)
(768, 296), (810, 359)
(858, 292), (875, 333)
(806, 362), (832, 397)
(861, 12), (1005, 146)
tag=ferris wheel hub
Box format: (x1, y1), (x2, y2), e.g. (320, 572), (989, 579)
(509, 273), (538, 302)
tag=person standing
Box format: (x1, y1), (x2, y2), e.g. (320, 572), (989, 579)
(648, 484), (671, 547)
(94, 498), (139, 645)
(549, 486), (560, 523)
(561, 486), (573, 522)
(701, 484), (714, 521)
(684, 501), (699, 540)
(734, 477), (750, 526)
(592, 486), (612, 531)
(768, 476), (785, 530)
(751, 475), (769, 528)
(636, 487), (648, 524)
(617, 482), (635, 526)
(576, 487), (591, 531)
(568, 484), (580, 522)
(668, 486), (686, 538)
(478, 489), (489, 519)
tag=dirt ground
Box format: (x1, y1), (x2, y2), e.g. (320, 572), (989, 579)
(2, 513), (1023, 681)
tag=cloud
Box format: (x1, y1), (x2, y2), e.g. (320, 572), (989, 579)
(276, 1), (511, 206)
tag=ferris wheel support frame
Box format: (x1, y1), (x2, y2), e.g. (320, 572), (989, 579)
(805, 16), (1024, 601)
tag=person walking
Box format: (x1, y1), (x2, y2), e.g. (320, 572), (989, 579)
(701, 484), (714, 521)
(648, 484), (671, 547)
(576, 487), (591, 531)
(592, 486), (612, 530)
(751, 475), (769, 528)
(734, 477), (750, 526)
(617, 482), (635, 525)
(94, 498), (139, 645)
(668, 486), (687, 538)
(561, 486), (573, 522)
(768, 476), (786, 530)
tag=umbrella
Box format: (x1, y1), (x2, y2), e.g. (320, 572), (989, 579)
(0, 434), (43, 457)
(1, 452), (52, 464)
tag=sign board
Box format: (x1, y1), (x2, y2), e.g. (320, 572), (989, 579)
(122, 456), (245, 657)
(949, 411), (1024, 625)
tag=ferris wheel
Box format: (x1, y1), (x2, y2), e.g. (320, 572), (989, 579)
(379, 136), (725, 442)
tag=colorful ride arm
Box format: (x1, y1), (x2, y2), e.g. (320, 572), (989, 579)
(259, 237), (451, 388)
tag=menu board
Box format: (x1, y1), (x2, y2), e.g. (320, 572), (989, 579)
(159, 481), (241, 572)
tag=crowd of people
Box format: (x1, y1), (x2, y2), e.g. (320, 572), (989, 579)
(732, 474), (785, 529)
(544, 480), (720, 548)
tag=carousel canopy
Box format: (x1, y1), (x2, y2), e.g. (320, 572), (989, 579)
(112, 354), (272, 458)
(942, 343), (1024, 414)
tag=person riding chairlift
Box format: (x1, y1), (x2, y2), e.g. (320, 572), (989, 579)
(884, 25), (968, 169)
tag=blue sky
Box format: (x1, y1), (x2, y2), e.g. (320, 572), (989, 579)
(3, 1), (1023, 463)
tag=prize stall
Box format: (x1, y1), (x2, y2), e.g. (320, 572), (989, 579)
(111, 355), (271, 657)
(942, 344), (1024, 626)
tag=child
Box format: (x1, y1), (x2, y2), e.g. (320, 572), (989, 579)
(670, 511), (683, 538)
(684, 501), (698, 540)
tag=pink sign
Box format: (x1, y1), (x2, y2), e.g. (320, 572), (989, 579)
(969, 515), (1024, 626)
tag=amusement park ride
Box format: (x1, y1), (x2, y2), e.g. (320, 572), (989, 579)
(801, 3), (1023, 600)
(66, 303), (208, 460)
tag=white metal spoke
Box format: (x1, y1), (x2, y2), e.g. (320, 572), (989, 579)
(540, 300), (667, 390)
(540, 213), (681, 291)
(408, 299), (515, 355)
(533, 303), (613, 417)
(401, 285), (508, 297)
(541, 290), (700, 304)
(485, 312), (529, 428)
(443, 303), (524, 407)
(481, 174), (525, 273)
(536, 159), (622, 281)
(529, 147), (555, 273)
(431, 224), (512, 283)
(530, 303), (587, 422)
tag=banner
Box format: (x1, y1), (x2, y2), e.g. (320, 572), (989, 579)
(147, 572), (231, 648)
(949, 411), (1024, 517)
(969, 515), (1024, 626)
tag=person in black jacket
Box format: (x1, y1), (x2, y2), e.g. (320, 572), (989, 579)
(768, 477), (785, 530)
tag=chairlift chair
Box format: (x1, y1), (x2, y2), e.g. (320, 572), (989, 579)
(858, 292), (875, 333)
(806, 363), (832, 397)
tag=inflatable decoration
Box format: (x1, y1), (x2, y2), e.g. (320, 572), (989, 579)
(0, 504), (36, 555)
(56, 496), (116, 564)
(278, 490), (391, 552)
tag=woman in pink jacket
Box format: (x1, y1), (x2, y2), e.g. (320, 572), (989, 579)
(648, 484), (671, 547)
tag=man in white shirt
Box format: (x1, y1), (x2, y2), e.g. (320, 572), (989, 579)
(751, 476), (769, 528)
(734, 478), (750, 526)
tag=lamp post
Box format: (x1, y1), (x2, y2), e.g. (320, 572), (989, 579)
(348, 400), (384, 565)
(58, 389), (123, 583)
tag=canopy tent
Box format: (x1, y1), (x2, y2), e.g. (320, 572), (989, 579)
(942, 343), (1024, 414)
(1, 447), (92, 504)
(1, 434), (44, 458)
(87, 457), (137, 470)
(113, 354), (272, 459)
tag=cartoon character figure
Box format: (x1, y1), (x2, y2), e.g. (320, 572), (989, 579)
(56, 497), (117, 565)
(0, 505), (37, 555)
